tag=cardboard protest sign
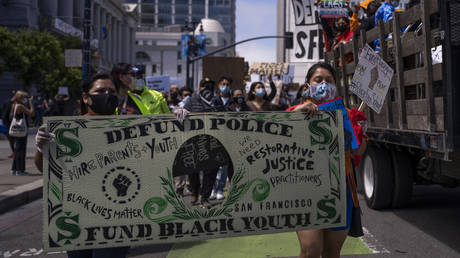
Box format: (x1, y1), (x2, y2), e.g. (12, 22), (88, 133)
(350, 44), (394, 114)
(146, 75), (171, 93)
(43, 112), (347, 251)
(318, 97), (359, 151)
(318, 0), (348, 18)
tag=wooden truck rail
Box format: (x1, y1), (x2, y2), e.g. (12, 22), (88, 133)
(324, 0), (452, 159)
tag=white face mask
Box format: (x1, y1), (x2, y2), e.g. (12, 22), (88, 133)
(130, 78), (145, 91)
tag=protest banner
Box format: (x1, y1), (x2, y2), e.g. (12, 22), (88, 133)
(43, 111), (347, 251)
(349, 44), (394, 114)
(146, 75), (171, 92)
(318, 0), (348, 18)
(290, 0), (324, 62)
(318, 97), (359, 151)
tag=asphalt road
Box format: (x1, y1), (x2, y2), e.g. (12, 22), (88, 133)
(1, 185), (459, 258)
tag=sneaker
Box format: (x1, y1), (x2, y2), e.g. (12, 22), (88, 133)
(216, 192), (225, 200)
(10, 170), (17, 176)
(16, 171), (32, 176)
(209, 189), (216, 200)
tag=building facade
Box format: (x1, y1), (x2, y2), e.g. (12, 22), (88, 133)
(126, 0), (235, 44)
(135, 18), (232, 89)
(0, 0), (137, 100)
(129, 0), (236, 90)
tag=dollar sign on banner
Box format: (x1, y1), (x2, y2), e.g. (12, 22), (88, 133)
(56, 212), (81, 245)
(55, 127), (83, 162)
(309, 117), (332, 148)
(316, 197), (337, 222)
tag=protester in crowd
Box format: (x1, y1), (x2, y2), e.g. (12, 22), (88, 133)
(1, 92), (16, 158)
(111, 63), (150, 115)
(228, 88), (250, 112)
(246, 81), (276, 111)
(51, 92), (77, 116)
(33, 95), (46, 127)
(129, 67), (170, 114)
(293, 82), (311, 106)
(212, 76), (233, 111)
(332, 17), (354, 51)
(243, 75), (251, 93)
(209, 88), (248, 200)
(35, 73), (129, 258)
(350, 0), (381, 35)
(175, 77), (226, 208)
(10, 91), (34, 176)
(167, 85), (180, 110)
(44, 96), (54, 116)
(178, 87), (193, 109)
(287, 62), (366, 258)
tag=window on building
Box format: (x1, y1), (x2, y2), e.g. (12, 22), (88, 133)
(178, 51), (182, 60)
(177, 64), (182, 74)
(176, 0), (188, 4)
(175, 5), (189, 15)
(152, 64), (157, 74)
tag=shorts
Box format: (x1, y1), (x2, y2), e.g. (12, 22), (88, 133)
(329, 185), (352, 231)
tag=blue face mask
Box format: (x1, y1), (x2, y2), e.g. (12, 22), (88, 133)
(255, 88), (266, 97)
(309, 82), (337, 102)
(220, 86), (230, 96)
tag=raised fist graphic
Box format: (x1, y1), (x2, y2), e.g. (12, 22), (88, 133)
(113, 174), (131, 197)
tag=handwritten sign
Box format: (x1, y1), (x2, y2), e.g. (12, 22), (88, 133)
(318, 0), (348, 18)
(318, 97), (359, 151)
(146, 75), (171, 93)
(43, 112), (347, 251)
(350, 44), (394, 114)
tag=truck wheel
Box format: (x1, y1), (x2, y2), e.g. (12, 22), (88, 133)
(390, 150), (413, 208)
(362, 145), (394, 209)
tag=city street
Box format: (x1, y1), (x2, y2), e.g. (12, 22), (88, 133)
(1, 185), (459, 258)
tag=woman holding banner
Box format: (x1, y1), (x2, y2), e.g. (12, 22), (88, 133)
(288, 62), (367, 258)
(34, 73), (130, 258)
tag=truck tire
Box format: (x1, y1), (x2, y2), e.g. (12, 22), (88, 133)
(362, 145), (394, 209)
(390, 150), (413, 208)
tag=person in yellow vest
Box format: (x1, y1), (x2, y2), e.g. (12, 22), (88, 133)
(111, 63), (150, 115)
(130, 67), (170, 114)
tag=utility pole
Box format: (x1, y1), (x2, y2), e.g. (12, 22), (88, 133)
(185, 21), (201, 89)
(82, 0), (92, 82)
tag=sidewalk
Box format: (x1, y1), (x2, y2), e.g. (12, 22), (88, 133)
(0, 130), (43, 214)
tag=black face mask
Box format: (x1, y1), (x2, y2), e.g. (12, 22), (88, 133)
(88, 93), (118, 115)
(233, 96), (245, 104)
(200, 89), (213, 102)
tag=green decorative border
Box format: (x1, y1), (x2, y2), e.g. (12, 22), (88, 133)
(144, 168), (270, 224)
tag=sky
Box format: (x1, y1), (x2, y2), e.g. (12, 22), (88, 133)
(235, 0), (277, 65)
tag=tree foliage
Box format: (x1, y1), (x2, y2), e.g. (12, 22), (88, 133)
(0, 27), (83, 97)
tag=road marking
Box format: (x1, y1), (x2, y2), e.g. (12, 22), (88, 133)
(361, 227), (390, 254)
(167, 232), (372, 258)
(0, 249), (65, 257)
